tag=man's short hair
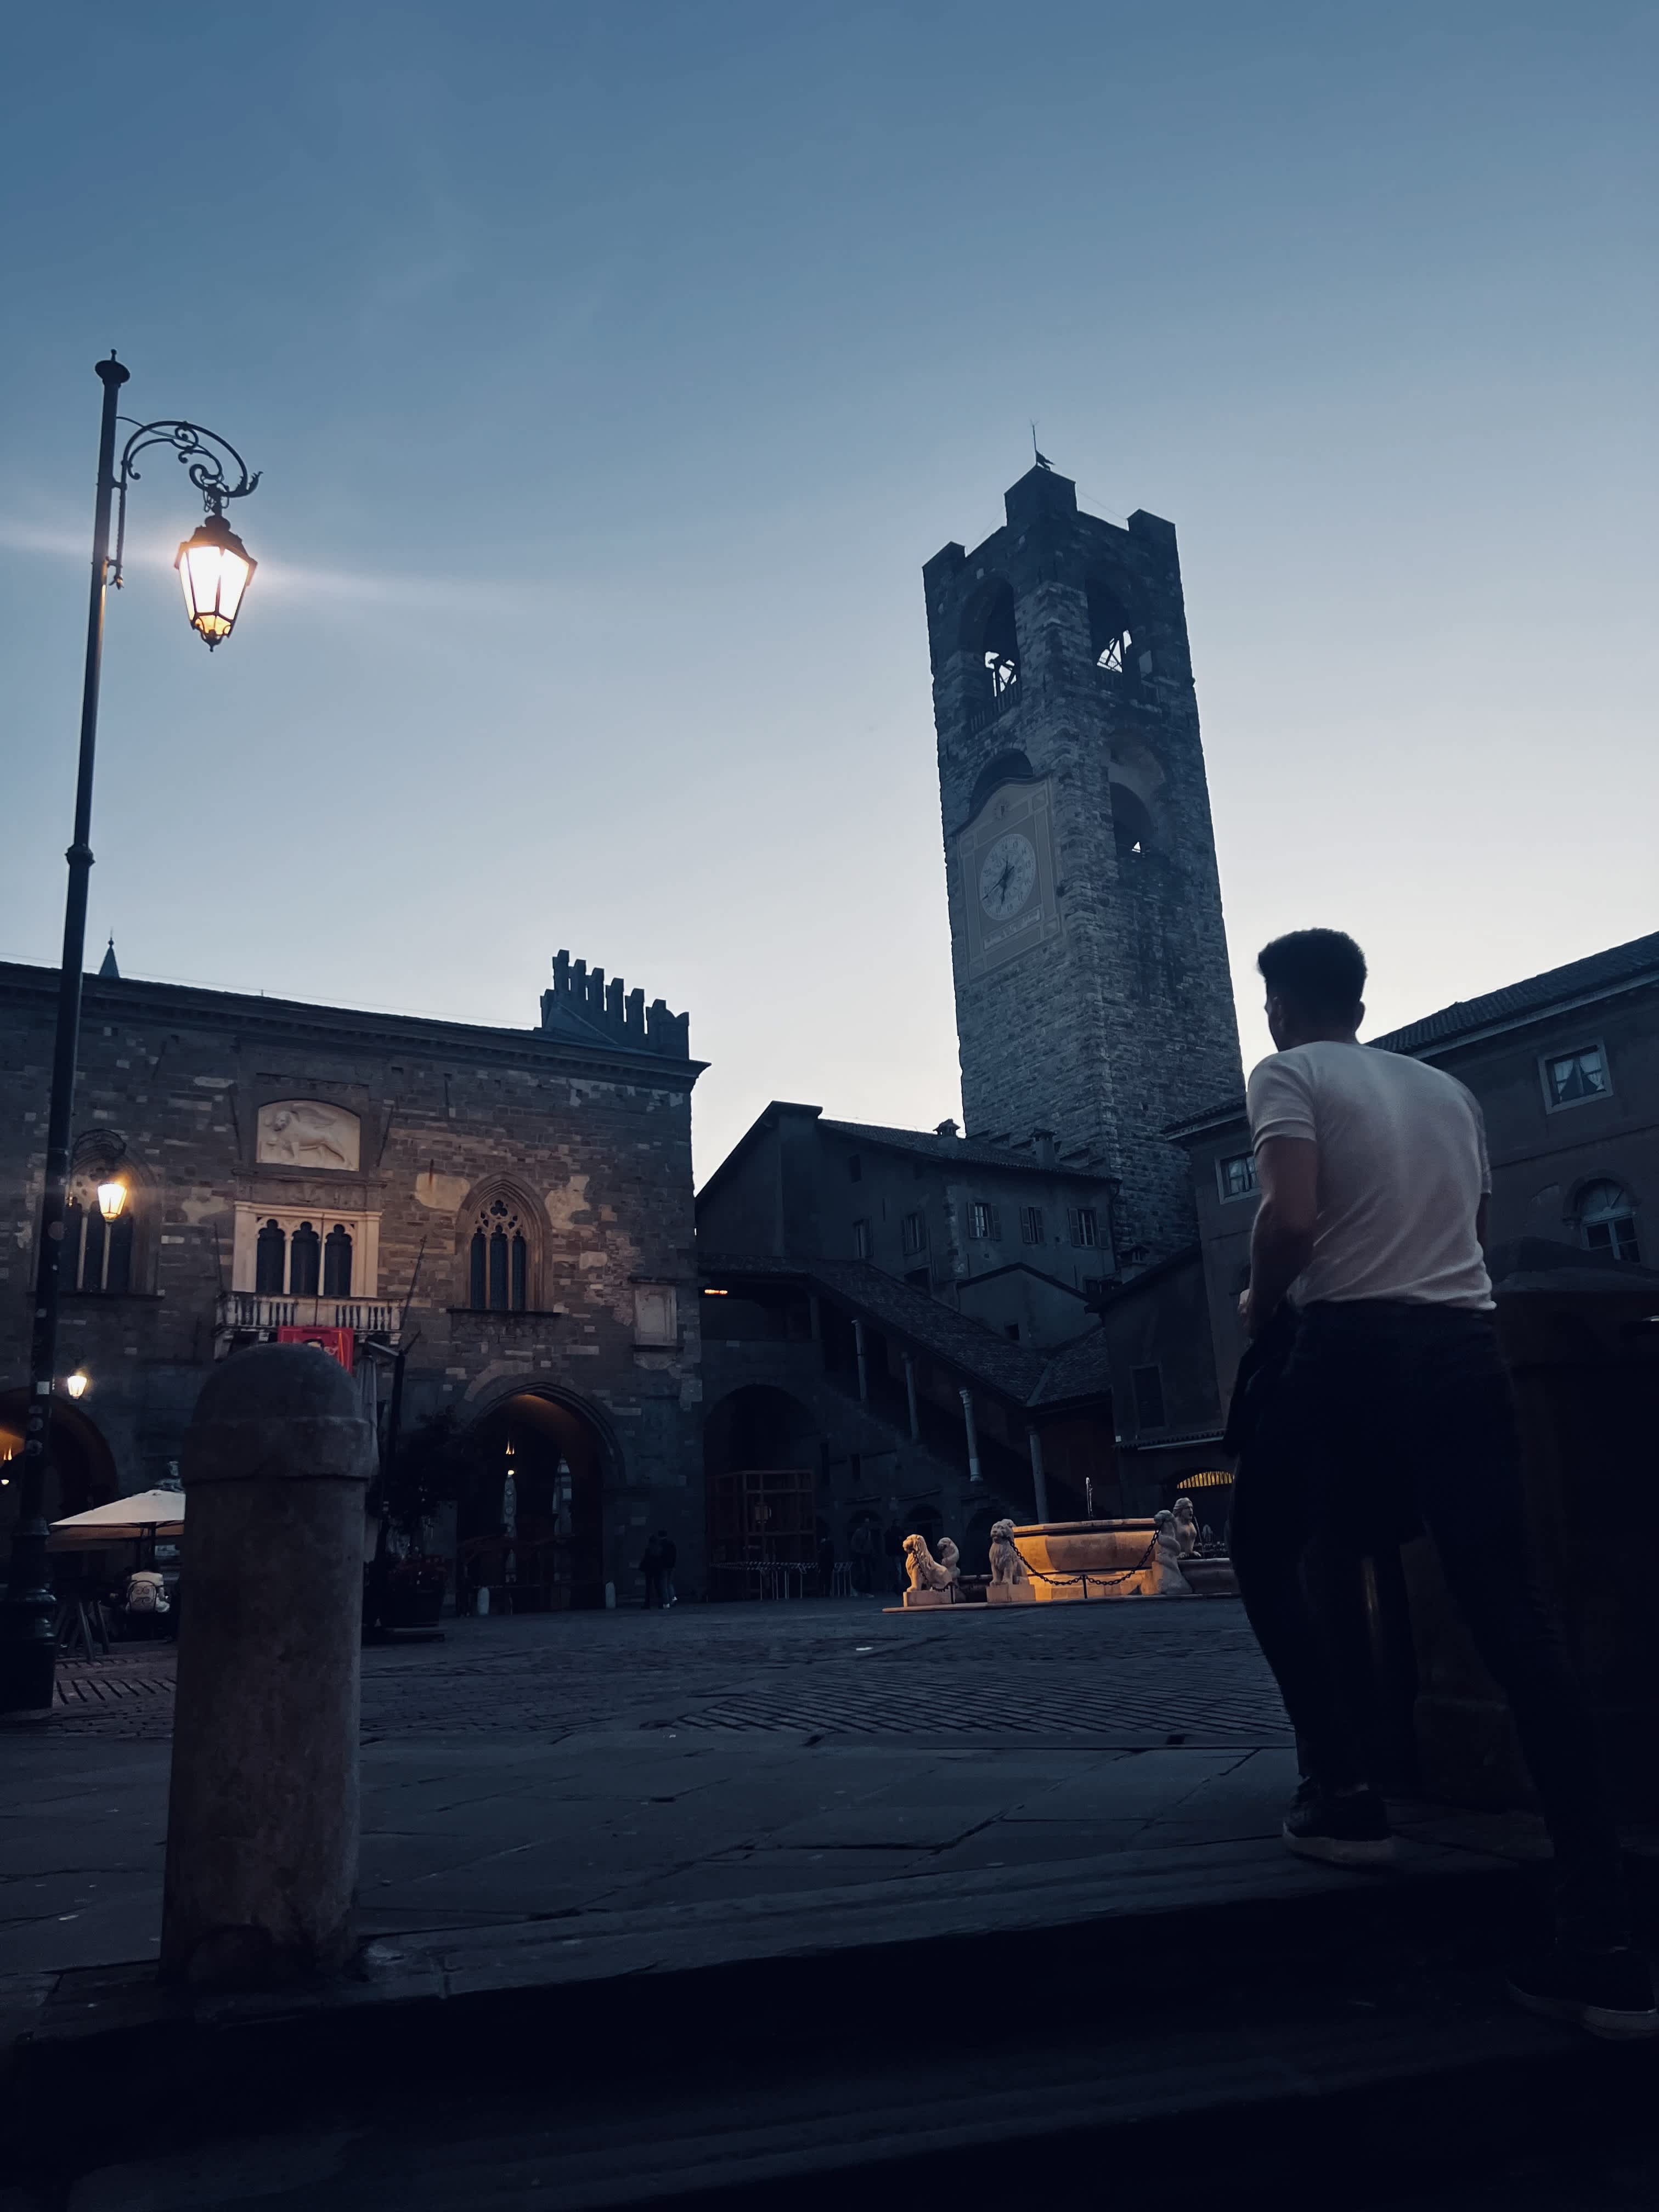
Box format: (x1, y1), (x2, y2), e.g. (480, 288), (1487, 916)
(1257, 929), (1367, 1022)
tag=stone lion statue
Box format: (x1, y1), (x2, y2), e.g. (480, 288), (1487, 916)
(988, 1518), (1028, 1585)
(904, 1531), (958, 1593)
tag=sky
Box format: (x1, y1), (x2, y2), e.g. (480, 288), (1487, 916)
(2, 2), (1653, 1183)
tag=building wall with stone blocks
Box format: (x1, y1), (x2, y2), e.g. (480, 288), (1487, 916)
(0, 958), (705, 1606)
(923, 465), (1244, 1263)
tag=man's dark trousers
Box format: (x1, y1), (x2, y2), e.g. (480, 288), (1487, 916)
(1230, 1299), (1627, 1946)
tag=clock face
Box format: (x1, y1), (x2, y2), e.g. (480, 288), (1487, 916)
(979, 832), (1037, 921)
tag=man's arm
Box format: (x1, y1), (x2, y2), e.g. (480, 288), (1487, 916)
(1243, 1136), (1319, 1338)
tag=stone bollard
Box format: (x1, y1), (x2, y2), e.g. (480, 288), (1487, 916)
(161, 1344), (376, 1988)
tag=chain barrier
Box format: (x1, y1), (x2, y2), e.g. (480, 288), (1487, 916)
(1004, 1535), (1160, 1595)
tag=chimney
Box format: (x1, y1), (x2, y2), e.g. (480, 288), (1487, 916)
(1031, 1127), (1057, 1167)
(934, 1119), (961, 1140)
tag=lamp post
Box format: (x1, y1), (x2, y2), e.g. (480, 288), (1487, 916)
(0, 355), (259, 1714)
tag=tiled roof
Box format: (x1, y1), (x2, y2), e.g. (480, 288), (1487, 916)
(1367, 930), (1659, 1055)
(698, 1252), (1113, 1410)
(1166, 928), (1659, 1138)
(819, 1119), (1115, 1183)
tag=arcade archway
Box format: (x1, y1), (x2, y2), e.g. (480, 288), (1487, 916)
(458, 1390), (612, 1612)
(0, 1389), (119, 1548)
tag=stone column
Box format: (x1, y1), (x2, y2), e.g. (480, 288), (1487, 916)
(853, 1318), (869, 1402)
(1028, 1427), (1051, 1525)
(161, 1344), (375, 1989)
(960, 1387), (983, 1486)
(902, 1354), (920, 1442)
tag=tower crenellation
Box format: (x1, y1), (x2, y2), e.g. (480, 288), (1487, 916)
(923, 463), (1242, 1263)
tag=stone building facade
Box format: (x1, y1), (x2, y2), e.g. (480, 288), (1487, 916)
(0, 952), (704, 1607)
(923, 462), (1243, 1265)
(1171, 930), (1659, 1410)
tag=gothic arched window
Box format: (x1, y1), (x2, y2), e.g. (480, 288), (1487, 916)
(323, 1223), (354, 1297)
(1110, 782), (1154, 861)
(468, 1194), (530, 1312)
(961, 579), (1020, 705)
(1087, 574), (1134, 674)
(256, 1218), (286, 1294)
(1577, 1180), (1640, 1263)
(289, 1221), (321, 1297)
(66, 1197), (133, 1294)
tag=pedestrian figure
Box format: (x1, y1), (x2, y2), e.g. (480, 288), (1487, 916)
(849, 1519), (873, 1595)
(1232, 928), (1654, 2039)
(656, 1530), (678, 1607)
(638, 1531), (667, 1610)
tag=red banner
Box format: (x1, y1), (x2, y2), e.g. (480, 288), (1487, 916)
(276, 1324), (354, 1374)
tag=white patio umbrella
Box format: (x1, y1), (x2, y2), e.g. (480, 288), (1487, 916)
(50, 1489), (185, 1547)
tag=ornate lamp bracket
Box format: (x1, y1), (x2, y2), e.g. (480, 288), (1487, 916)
(110, 415), (261, 589)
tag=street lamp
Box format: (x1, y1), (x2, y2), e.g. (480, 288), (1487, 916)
(0, 354), (261, 1715)
(64, 1373), (89, 1402)
(175, 512), (257, 647)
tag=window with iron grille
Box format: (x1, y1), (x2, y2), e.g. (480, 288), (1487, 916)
(901, 1210), (928, 1256)
(1069, 1207), (1099, 1248)
(1019, 1204), (1045, 1245)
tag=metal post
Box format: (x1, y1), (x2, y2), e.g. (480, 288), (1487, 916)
(1028, 1427), (1051, 1525)
(1, 355), (128, 1716)
(853, 1318), (868, 1402)
(903, 1353), (920, 1442)
(960, 1387), (983, 1486)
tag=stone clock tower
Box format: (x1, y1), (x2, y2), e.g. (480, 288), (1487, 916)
(923, 463), (1242, 1262)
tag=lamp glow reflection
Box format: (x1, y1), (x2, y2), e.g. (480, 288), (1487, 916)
(174, 513), (256, 648)
(64, 1372), (89, 1401)
(95, 1179), (127, 1222)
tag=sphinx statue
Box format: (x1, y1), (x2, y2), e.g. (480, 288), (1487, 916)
(1153, 1509), (1197, 1596)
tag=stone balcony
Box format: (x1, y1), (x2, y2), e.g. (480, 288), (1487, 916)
(214, 1290), (402, 1346)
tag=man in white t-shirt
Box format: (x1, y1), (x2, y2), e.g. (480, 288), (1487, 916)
(1232, 929), (1652, 2040)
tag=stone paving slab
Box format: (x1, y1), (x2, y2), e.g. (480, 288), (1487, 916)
(0, 1599), (1576, 2010)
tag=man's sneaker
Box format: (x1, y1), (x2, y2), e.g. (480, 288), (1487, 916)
(1505, 1946), (1659, 2041)
(1281, 1780), (1395, 1867)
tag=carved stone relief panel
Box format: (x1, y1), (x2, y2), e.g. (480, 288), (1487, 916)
(256, 1099), (362, 1172)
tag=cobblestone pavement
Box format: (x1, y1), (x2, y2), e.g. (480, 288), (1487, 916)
(7, 1598), (1386, 1983)
(49, 1590), (1289, 1745)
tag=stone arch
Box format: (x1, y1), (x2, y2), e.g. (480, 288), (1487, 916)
(958, 577), (1021, 703)
(454, 1380), (622, 1611)
(0, 1387), (120, 1537)
(66, 1130), (159, 1296)
(966, 747), (1039, 825)
(1085, 568), (1138, 675)
(455, 1173), (548, 1312)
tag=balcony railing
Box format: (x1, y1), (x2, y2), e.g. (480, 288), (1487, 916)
(216, 1291), (401, 1339)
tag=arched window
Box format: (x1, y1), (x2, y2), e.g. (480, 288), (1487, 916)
(256, 1218), (286, 1294)
(1577, 1180), (1640, 1263)
(289, 1221), (321, 1297)
(961, 580), (1020, 706)
(468, 1194), (531, 1312)
(1110, 781), (1153, 861)
(1087, 574), (1134, 674)
(323, 1223), (354, 1297)
(65, 1197), (133, 1295)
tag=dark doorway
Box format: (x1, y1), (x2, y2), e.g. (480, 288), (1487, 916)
(458, 1391), (608, 1612)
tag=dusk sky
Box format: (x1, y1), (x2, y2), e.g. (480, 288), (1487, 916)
(3, 2), (1652, 1181)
